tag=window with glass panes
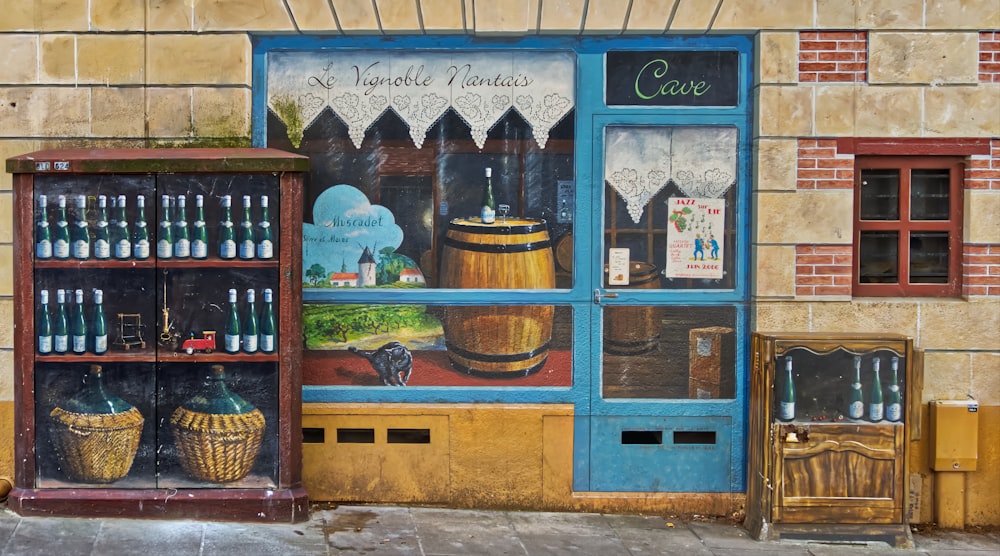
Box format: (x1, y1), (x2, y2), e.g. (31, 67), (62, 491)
(854, 156), (963, 296)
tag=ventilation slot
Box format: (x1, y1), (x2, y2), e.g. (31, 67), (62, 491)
(337, 428), (375, 443)
(387, 428), (431, 444)
(673, 431), (717, 445)
(621, 430), (663, 445)
(302, 427), (325, 443)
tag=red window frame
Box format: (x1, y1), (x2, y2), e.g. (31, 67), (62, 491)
(853, 156), (964, 297)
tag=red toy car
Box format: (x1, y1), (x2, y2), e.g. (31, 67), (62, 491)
(181, 330), (216, 354)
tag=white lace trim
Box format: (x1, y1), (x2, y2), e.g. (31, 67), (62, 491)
(267, 50), (575, 150)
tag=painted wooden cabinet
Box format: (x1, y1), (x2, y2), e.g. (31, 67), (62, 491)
(7, 149), (308, 522)
(745, 333), (915, 546)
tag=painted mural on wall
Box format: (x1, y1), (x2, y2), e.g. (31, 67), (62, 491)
(666, 197), (725, 279)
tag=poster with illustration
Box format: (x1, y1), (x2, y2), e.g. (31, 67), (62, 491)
(665, 197), (725, 279)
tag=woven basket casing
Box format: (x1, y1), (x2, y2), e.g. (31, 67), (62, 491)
(170, 406), (265, 483)
(49, 407), (144, 484)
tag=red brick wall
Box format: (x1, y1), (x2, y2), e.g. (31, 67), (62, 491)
(799, 31), (868, 83)
(963, 139), (1000, 296)
(795, 244), (852, 297)
(981, 31), (1000, 83)
(796, 138), (854, 189)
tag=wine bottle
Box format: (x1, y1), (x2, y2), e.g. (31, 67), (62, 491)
(242, 289), (258, 354)
(91, 288), (107, 355)
(224, 288), (240, 353)
(778, 356), (795, 421)
(218, 195), (237, 260)
(37, 289), (53, 354)
(53, 288), (69, 354)
(174, 194), (190, 259)
(53, 195), (71, 260)
(887, 356), (903, 422)
(71, 288), (87, 355)
(256, 195), (273, 259)
(259, 287), (276, 353)
(35, 194), (52, 260)
(849, 355), (865, 419)
(133, 194), (150, 260)
(480, 167), (496, 224)
(238, 195), (255, 260)
(93, 195), (111, 260)
(71, 195), (91, 260)
(113, 195), (131, 260)
(157, 195), (173, 260)
(191, 194), (208, 260)
(869, 358), (884, 421)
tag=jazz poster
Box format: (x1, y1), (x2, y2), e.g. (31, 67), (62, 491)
(665, 197), (725, 279)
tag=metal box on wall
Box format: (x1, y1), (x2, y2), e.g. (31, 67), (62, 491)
(929, 400), (979, 472)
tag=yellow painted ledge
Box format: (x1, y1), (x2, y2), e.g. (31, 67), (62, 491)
(302, 403), (743, 516)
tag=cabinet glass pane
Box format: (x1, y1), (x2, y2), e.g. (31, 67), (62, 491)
(859, 169), (899, 220)
(859, 231), (898, 283)
(602, 305), (736, 400)
(910, 169), (950, 220)
(303, 303), (573, 386)
(910, 231), (949, 283)
(774, 347), (905, 424)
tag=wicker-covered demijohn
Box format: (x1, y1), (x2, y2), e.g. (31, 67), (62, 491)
(169, 364), (265, 483)
(49, 365), (144, 484)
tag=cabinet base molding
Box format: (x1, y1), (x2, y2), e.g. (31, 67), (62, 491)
(6, 486), (309, 523)
(755, 522), (914, 548)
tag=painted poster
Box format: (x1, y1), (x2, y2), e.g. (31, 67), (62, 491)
(665, 197), (725, 279)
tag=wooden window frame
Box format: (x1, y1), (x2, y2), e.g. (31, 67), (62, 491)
(853, 156), (964, 297)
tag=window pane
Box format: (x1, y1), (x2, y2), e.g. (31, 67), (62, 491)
(859, 169), (899, 220)
(910, 232), (949, 283)
(859, 231), (898, 283)
(910, 169), (950, 220)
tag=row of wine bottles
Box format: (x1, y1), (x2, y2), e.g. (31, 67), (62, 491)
(34, 193), (273, 262)
(778, 355), (903, 423)
(36, 288), (108, 355)
(223, 288), (277, 354)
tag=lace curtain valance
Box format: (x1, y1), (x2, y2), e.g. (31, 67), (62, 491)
(267, 50), (575, 150)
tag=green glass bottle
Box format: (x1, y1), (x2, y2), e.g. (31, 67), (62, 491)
(480, 167), (496, 224)
(133, 194), (150, 260)
(71, 195), (91, 260)
(71, 288), (87, 355)
(259, 287), (276, 353)
(238, 195), (255, 260)
(53, 289), (69, 354)
(242, 289), (258, 354)
(91, 288), (107, 355)
(224, 288), (240, 353)
(849, 355), (865, 419)
(778, 356), (795, 421)
(218, 195), (236, 260)
(113, 195), (131, 260)
(93, 195), (111, 260)
(53, 195), (71, 260)
(869, 357), (884, 421)
(174, 194), (190, 259)
(35, 194), (52, 260)
(37, 289), (53, 355)
(191, 194), (208, 260)
(887, 356), (902, 422)
(256, 195), (273, 259)
(157, 195), (173, 260)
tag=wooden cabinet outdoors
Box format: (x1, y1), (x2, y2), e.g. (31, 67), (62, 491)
(745, 333), (915, 546)
(7, 149), (308, 522)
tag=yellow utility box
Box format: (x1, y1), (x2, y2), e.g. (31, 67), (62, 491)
(929, 400), (979, 471)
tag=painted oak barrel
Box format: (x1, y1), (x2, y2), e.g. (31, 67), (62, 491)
(603, 261), (663, 356)
(440, 218), (555, 378)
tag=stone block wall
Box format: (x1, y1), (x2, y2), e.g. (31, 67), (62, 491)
(0, 0), (998, 524)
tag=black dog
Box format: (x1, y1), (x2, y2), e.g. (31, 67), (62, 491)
(348, 341), (413, 386)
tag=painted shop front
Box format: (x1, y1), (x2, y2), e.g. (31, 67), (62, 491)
(256, 35), (753, 510)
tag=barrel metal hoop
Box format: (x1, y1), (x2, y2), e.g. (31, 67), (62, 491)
(443, 237), (551, 253)
(448, 221), (546, 235)
(445, 340), (552, 362)
(448, 358), (548, 379)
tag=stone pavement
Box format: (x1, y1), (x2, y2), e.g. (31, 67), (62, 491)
(1, 504), (998, 555)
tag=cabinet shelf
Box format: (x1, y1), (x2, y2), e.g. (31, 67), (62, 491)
(9, 148), (307, 523)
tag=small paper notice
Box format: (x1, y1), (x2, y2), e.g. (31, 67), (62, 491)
(608, 248), (630, 285)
